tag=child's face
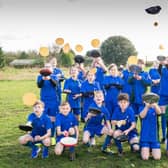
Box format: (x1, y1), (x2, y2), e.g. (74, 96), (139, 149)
(118, 100), (129, 112)
(60, 104), (71, 116)
(87, 72), (95, 82)
(70, 67), (79, 77)
(94, 92), (104, 104)
(33, 104), (44, 117)
(44, 64), (53, 73)
(109, 66), (118, 76)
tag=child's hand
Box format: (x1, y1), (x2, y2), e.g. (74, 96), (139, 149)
(123, 129), (129, 136)
(42, 76), (51, 80)
(73, 94), (80, 99)
(63, 131), (69, 137)
(34, 135), (42, 141)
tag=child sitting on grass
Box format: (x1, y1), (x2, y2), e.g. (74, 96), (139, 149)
(54, 102), (79, 161)
(111, 93), (139, 156)
(19, 100), (51, 159)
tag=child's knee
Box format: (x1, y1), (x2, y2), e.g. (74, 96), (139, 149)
(113, 131), (120, 139)
(54, 148), (62, 155)
(69, 128), (75, 136)
(83, 136), (89, 144)
(141, 155), (149, 160)
(153, 155), (161, 160)
(43, 138), (51, 147)
(18, 136), (27, 145)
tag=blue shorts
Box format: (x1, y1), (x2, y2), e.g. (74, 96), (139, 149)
(128, 130), (138, 142)
(159, 95), (168, 106)
(44, 101), (58, 117)
(72, 108), (81, 115)
(84, 125), (104, 137)
(140, 141), (160, 149)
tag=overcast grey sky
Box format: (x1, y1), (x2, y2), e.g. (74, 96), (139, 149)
(0, 0), (168, 60)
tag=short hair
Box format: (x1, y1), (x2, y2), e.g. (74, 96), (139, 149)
(94, 90), (104, 96)
(137, 59), (145, 65)
(108, 63), (117, 71)
(59, 101), (70, 107)
(33, 100), (45, 108)
(118, 93), (129, 102)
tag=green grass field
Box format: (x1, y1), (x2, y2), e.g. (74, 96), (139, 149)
(0, 68), (167, 168)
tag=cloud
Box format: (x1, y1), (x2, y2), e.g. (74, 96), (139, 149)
(0, 34), (31, 41)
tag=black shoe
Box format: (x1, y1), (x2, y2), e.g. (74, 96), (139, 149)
(69, 152), (76, 161)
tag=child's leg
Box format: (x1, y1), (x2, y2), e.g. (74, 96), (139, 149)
(101, 126), (113, 151)
(152, 148), (161, 160)
(83, 130), (91, 146)
(19, 134), (34, 148)
(68, 127), (76, 137)
(42, 137), (51, 158)
(113, 130), (123, 154)
(160, 106), (166, 142)
(129, 137), (139, 152)
(55, 142), (64, 155)
(161, 113), (166, 142)
(141, 147), (150, 160)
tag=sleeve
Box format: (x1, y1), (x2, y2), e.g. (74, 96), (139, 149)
(103, 107), (111, 121)
(27, 113), (34, 123)
(49, 75), (58, 87)
(37, 75), (44, 88)
(45, 117), (52, 130)
(55, 115), (61, 127)
(128, 108), (136, 123)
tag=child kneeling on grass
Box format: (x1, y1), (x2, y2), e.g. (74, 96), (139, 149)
(83, 90), (113, 154)
(139, 101), (161, 160)
(111, 93), (139, 156)
(54, 102), (79, 161)
(19, 100), (52, 159)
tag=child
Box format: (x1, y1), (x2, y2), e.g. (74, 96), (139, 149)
(63, 65), (82, 121)
(158, 57), (168, 143)
(37, 63), (59, 137)
(103, 63), (124, 118)
(50, 58), (65, 105)
(165, 106), (168, 157)
(54, 102), (79, 161)
(83, 90), (113, 153)
(139, 100), (161, 160)
(18, 100), (52, 159)
(91, 50), (107, 89)
(128, 59), (151, 121)
(111, 93), (139, 156)
(81, 69), (101, 121)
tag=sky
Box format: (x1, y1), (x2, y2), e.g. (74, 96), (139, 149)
(0, 0), (168, 60)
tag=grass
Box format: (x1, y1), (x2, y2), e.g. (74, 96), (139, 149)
(0, 67), (167, 168)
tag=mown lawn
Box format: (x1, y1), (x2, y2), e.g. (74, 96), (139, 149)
(0, 68), (167, 168)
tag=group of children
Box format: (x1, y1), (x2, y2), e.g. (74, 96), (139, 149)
(19, 52), (168, 161)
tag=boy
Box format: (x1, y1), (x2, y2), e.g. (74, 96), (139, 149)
(63, 65), (82, 121)
(81, 69), (101, 121)
(19, 100), (51, 159)
(139, 101), (161, 160)
(54, 102), (79, 161)
(83, 90), (113, 153)
(103, 63), (124, 118)
(128, 59), (151, 121)
(50, 58), (65, 105)
(111, 93), (139, 156)
(37, 63), (59, 137)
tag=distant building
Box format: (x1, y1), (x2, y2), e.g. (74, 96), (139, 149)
(10, 59), (36, 67)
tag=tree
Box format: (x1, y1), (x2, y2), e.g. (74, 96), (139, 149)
(60, 51), (74, 67)
(19, 51), (29, 59)
(0, 47), (5, 68)
(100, 36), (138, 66)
